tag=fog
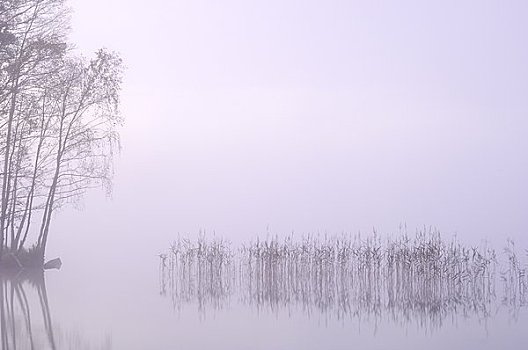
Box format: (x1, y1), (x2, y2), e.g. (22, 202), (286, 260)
(44, 0), (528, 258)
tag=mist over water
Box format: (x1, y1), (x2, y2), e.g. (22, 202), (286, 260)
(4, 233), (527, 350)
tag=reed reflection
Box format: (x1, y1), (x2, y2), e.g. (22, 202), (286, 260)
(160, 234), (528, 330)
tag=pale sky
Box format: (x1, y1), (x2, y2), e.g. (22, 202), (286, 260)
(48, 0), (528, 258)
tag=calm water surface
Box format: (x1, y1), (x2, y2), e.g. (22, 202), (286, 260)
(2, 238), (527, 350)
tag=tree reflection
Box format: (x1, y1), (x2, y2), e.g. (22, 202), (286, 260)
(0, 270), (112, 350)
(0, 269), (56, 349)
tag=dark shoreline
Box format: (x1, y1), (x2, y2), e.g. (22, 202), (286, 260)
(0, 248), (61, 271)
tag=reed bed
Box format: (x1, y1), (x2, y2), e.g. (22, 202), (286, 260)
(160, 232), (527, 328)
(160, 237), (235, 312)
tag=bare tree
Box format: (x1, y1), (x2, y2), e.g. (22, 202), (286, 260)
(0, 0), (123, 266)
(0, 0), (67, 259)
(36, 50), (123, 256)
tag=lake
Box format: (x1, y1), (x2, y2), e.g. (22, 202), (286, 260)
(2, 234), (527, 349)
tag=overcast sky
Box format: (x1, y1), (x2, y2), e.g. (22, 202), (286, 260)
(49, 0), (528, 257)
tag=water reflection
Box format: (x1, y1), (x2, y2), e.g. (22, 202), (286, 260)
(160, 235), (528, 331)
(0, 269), (56, 349)
(0, 269), (112, 350)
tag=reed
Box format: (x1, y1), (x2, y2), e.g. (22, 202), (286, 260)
(160, 231), (527, 329)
